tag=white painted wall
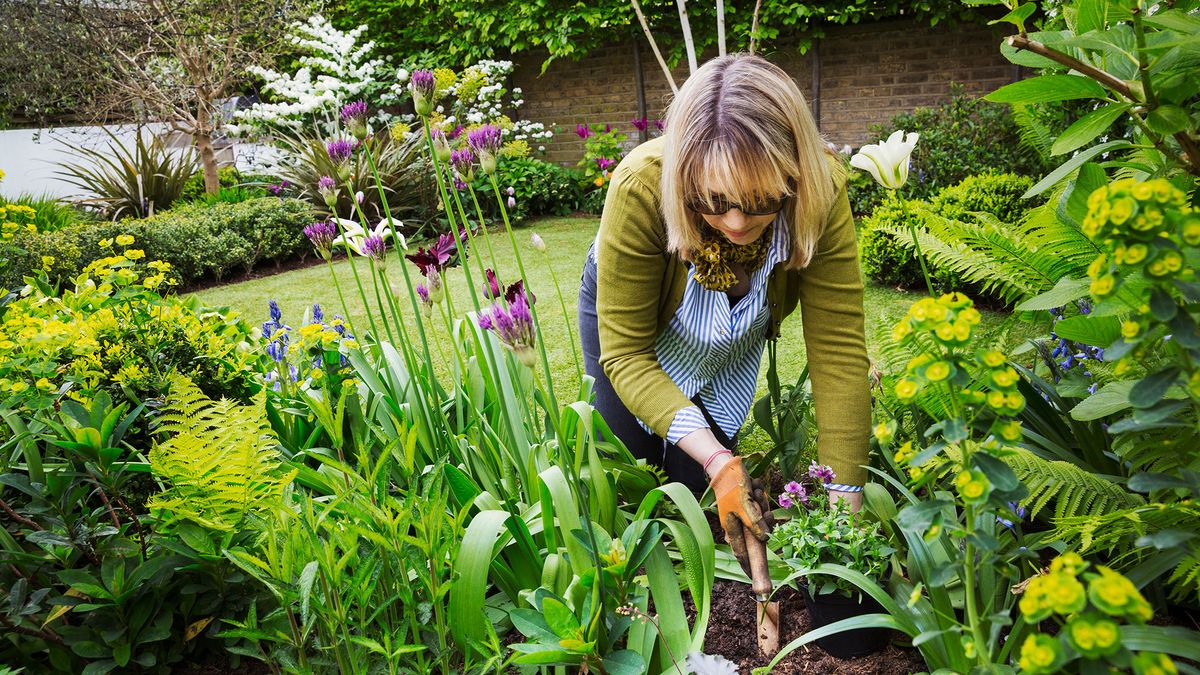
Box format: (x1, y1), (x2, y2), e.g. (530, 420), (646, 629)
(0, 124), (283, 200)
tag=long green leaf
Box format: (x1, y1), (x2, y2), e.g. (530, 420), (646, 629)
(1024, 140), (1134, 198)
(767, 614), (906, 672)
(1051, 103), (1132, 156)
(985, 74), (1107, 103)
(449, 510), (510, 655)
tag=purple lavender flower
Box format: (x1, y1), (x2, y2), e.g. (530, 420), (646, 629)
(631, 117), (648, 132)
(340, 100), (369, 139)
(304, 220), (337, 260)
(362, 234), (387, 261)
(808, 461), (835, 484)
(575, 124), (593, 139)
(327, 138), (355, 163)
(410, 70), (436, 116)
(467, 125), (503, 175)
(451, 147), (475, 180)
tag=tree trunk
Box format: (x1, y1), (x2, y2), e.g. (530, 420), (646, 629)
(195, 104), (220, 195)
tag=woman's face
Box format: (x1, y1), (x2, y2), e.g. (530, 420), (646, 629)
(700, 208), (777, 246)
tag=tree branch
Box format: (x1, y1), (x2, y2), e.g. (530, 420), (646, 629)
(630, 0), (678, 95)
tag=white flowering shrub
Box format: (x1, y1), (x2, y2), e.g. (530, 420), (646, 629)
(229, 15), (404, 138)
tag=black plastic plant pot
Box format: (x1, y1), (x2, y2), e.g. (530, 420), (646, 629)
(800, 585), (891, 659)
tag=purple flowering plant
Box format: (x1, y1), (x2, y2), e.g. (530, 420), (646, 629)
(575, 122), (626, 189)
(768, 462), (894, 597)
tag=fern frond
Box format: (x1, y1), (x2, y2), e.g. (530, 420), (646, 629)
(1055, 501), (1200, 602)
(1010, 103), (1056, 164)
(149, 375), (297, 532)
(1111, 423), (1200, 475)
(1004, 447), (1143, 521)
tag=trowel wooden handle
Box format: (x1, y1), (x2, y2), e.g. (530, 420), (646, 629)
(742, 528), (773, 600)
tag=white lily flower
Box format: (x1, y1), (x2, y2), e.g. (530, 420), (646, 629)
(850, 129), (920, 190)
(331, 217), (395, 256)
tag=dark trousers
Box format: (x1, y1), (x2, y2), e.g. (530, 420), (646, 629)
(578, 244), (735, 494)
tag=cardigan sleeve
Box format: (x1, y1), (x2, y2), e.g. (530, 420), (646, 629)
(594, 162), (699, 440)
(795, 174), (873, 486)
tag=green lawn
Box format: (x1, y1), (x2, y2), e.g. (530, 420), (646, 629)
(192, 215), (1040, 448)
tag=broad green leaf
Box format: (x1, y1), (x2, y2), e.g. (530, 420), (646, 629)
(1129, 367), (1182, 409)
(1016, 276), (1091, 311)
(541, 596), (580, 638)
(510, 608), (559, 643)
(1143, 9), (1200, 34)
(298, 560), (318, 626)
(1147, 105), (1191, 136)
(985, 75), (1107, 104)
(1024, 140), (1134, 198)
(1075, 0), (1108, 34)
(988, 3), (1035, 29)
(602, 650), (646, 675)
(1071, 380), (1135, 421)
(449, 510), (510, 656)
(973, 452), (1021, 492)
(645, 542), (689, 674)
(1052, 315), (1121, 347)
(1051, 103), (1131, 156)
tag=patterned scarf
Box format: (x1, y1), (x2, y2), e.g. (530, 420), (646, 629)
(690, 223), (772, 292)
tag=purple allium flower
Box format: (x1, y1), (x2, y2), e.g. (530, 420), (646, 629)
(631, 117), (648, 132)
(448, 124), (465, 140)
(482, 268), (503, 299)
(410, 69), (436, 116)
(778, 494), (794, 509)
(269, 299), (282, 324)
(416, 283), (433, 318)
(479, 286), (537, 367)
(453, 177), (467, 191)
(530, 232), (546, 252)
(416, 284), (430, 303)
(326, 138), (355, 163)
(362, 234), (387, 261)
(467, 124), (503, 175)
(340, 100), (369, 139)
(312, 303), (324, 323)
(304, 220), (338, 259)
(808, 461), (835, 484)
(431, 129), (452, 162)
(318, 175), (335, 191)
(575, 123), (593, 139)
(450, 147), (475, 179)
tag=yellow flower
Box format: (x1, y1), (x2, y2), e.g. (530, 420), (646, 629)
(981, 350), (1006, 368)
(958, 307), (982, 325)
(1090, 274), (1116, 298)
(895, 379), (920, 402)
(1087, 186), (1109, 210)
(389, 121), (412, 142)
(892, 321), (913, 342)
(1087, 254), (1108, 278)
(1132, 652), (1178, 675)
(99, 238), (113, 248)
(1182, 218), (1200, 246)
(10, 381), (29, 394)
(1131, 182), (1155, 202)
(125, 249), (145, 260)
(986, 390), (1007, 410)
(893, 441), (915, 464)
(925, 361), (951, 382)
(938, 292), (972, 309)
(1050, 552), (1086, 576)
(998, 420), (1022, 442)
(115, 234), (135, 246)
(35, 377), (53, 391)
(1089, 566), (1153, 622)
(991, 367), (1018, 388)
(1109, 197), (1136, 225)
(594, 176), (605, 187)
(1121, 320), (1141, 339)
(873, 422), (894, 444)
(1125, 243), (1149, 264)
(432, 67), (457, 94)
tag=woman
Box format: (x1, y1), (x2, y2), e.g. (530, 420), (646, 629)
(577, 54), (871, 568)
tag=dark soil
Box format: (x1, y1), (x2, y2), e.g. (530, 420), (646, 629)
(702, 581), (923, 674)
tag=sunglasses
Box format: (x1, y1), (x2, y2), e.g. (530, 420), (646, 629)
(686, 182), (794, 216)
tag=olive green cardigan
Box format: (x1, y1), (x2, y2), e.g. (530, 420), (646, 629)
(593, 137), (872, 485)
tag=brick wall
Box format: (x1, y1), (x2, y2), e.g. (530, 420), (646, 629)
(512, 17), (1019, 166)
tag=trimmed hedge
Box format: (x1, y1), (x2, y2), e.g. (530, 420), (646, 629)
(2, 197), (314, 290)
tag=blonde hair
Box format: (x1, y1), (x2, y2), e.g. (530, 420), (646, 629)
(660, 53), (835, 270)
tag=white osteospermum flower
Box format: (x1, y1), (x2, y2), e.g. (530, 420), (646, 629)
(849, 129), (919, 190)
(685, 652), (739, 675)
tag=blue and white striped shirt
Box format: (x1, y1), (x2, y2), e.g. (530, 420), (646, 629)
(640, 216), (861, 491)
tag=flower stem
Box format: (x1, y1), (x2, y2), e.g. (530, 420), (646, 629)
(896, 191), (936, 296)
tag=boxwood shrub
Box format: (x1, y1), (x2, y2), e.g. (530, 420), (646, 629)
(1, 197), (313, 291)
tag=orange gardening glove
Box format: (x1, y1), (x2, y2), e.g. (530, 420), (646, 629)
(710, 456), (773, 576)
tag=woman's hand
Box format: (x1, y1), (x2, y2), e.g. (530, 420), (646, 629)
(828, 488), (863, 513)
(709, 456), (773, 576)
